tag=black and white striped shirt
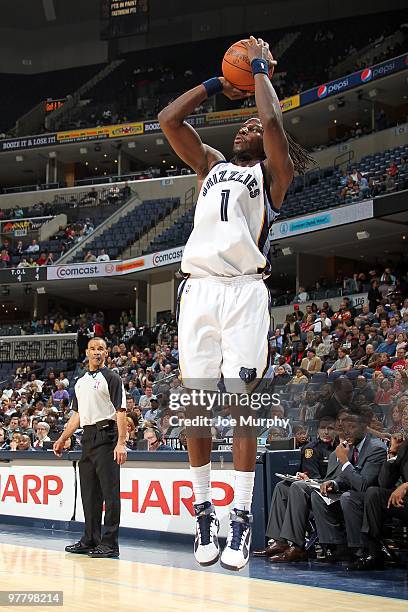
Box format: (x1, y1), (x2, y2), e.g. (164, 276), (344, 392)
(71, 367), (126, 426)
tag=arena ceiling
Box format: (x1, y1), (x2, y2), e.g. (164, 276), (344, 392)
(0, 0), (100, 30)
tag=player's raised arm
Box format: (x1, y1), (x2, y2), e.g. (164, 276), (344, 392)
(242, 36), (293, 208)
(158, 79), (246, 180)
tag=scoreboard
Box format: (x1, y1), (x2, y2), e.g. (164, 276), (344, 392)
(100, 0), (149, 39)
(0, 266), (47, 285)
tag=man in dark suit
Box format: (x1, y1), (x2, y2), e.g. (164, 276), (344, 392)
(310, 408), (387, 562)
(348, 436), (408, 570)
(318, 377), (353, 419)
(253, 417), (339, 562)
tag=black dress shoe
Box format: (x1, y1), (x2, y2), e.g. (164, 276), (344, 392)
(268, 546), (308, 563)
(346, 555), (384, 572)
(321, 546), (354, 564)
(65, 541), (95, 555)
(87, 544), (119, 558)
(252, 540), (289, 557)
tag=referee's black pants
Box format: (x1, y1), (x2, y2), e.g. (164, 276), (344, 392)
(79, 423), (120, 551)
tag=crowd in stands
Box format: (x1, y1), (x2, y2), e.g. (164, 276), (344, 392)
(268, 264), (408, 440)
(1, 264), (407, 567)
(52, 11), (406, 134)
(1, 262), (406, 449)
(338, 157), (407, 202)
(0, 184), (132, 269)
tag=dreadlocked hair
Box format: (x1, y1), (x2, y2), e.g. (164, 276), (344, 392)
(285, 130), (315, 176)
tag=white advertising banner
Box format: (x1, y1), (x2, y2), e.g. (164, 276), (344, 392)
(45, 202), (373, 282)
(270, 200), (374, 240)
(46, 246), (185, 281)
(75, 467), (235, 537)
(0, 463), (75, 520)
(46, 261), (117, 281)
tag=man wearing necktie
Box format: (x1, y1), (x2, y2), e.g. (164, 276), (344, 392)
(348, 436), (408, 570)
(310, 408), (387, 563)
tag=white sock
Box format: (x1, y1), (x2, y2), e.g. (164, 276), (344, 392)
(190, 462), (212, 505)
(233, 470), (255, 513)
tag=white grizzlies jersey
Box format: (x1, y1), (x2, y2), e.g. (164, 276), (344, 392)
(181, 160), (280, 277)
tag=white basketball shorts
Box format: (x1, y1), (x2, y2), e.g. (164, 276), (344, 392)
(178, 274), (270, 391)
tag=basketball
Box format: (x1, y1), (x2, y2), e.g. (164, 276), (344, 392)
(222, 40), (273, 92)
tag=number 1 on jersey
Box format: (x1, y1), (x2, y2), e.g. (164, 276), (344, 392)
(220, 189), (230, 222)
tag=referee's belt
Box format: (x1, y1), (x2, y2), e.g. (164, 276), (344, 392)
(84, 419), (115, 430)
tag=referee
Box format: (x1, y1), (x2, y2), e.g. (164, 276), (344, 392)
(53, 337), (127, 558)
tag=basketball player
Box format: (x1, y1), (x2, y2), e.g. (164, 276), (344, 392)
(159, 36), (311, 571)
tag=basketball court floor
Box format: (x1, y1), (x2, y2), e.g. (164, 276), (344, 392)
(0, 524), (406, 611)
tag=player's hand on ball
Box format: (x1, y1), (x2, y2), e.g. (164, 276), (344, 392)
(218, 77), (251, 100)
(242, 36), (277, 77)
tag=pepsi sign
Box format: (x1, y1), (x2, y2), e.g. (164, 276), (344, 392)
(300, 52), (407, 106)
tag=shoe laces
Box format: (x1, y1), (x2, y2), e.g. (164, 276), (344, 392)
(195, 502), (216, 546)
(229, 509), (253, 551)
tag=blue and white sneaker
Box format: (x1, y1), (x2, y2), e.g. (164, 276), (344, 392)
(194, 501), (220, 566)
(220, 508), (253, 571)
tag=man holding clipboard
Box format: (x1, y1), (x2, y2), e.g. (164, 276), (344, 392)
(253, 416), (338, 562)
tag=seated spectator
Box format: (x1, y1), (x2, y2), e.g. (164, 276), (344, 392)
(121, 321), (136, 345)
(158, 408), (173, 437)
(283, 315), (301, 347)
(375, 333), (397, 356)
(14, 240), (24, 256)
(313, 311), (331, 333)
(52, 382), (69, 407)
(395, 332), (407, 352)
(253, 417), (337, 562)
(357, 173), (371, 197)
(388, 399), (407, 434)
(381, 346), (407, 378)
(274, 365), (292, 386)
(96, 248), (110, 262)
(327, 348), (352, 379)
(125, 416), (140, 451)
(300, 347), (322, 374)
(318, 377), (353, 419)
(143, 396), (160, 422)
(6, 415), (20, 439)
(348, 437), (407, 571)
(19, 413), (34, 439)
(386, 160), (399, 178)
(310, 408), (387, 564)
(9, 432), (23, 450)
(144, 427), (172, 451)
(84, 250), (97, 262)
(339, 170), (350, 187)
(0, 248), (10, 268)
(340, 178), (359, 200)
(349, 337), (365, 364)
(293, 425), (310, 450)
(0, 427), (10, 450)
(37, 251), (47, 266)
(15, 434), (34, 451)
(374, 379), (394, 406)
(293, 286), (309, 304)
(26, 239), (40, 254)
(289, 368), (308, 385)
(33, 421), (51, 448)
